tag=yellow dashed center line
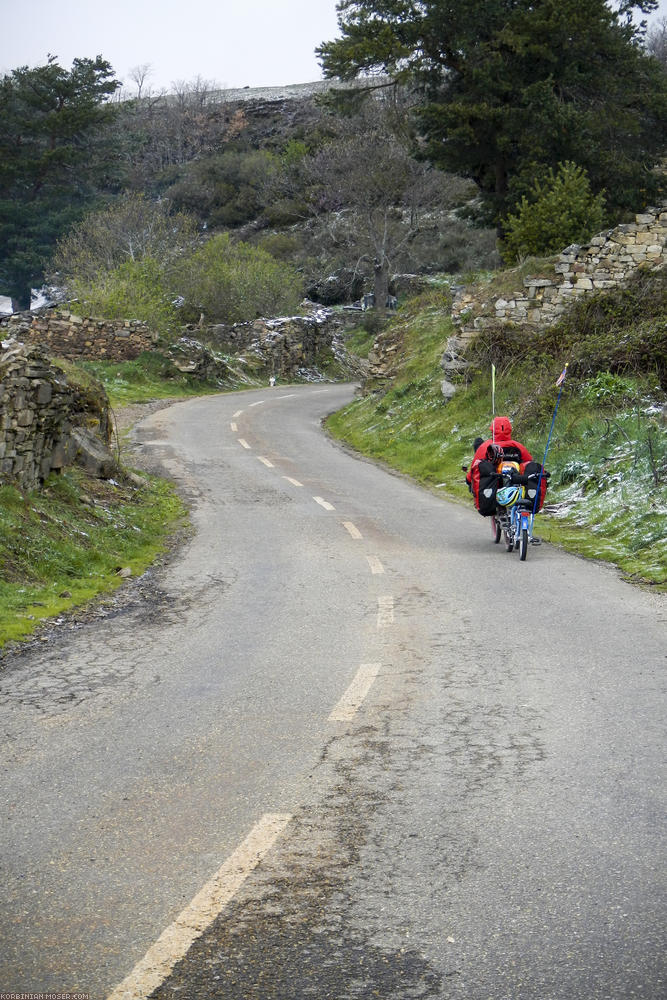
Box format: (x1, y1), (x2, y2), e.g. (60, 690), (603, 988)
(107, 814), (292, 1000)
(329, 663), (381, 722)
(377, 595), (394, 628)
(343, 521), (362, 539)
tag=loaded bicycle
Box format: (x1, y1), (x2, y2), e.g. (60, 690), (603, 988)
(464, 452), (549, 562)
(491, 463), (550, 561)
(466, 364), (567, 562)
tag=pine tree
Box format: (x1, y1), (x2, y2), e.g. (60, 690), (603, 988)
(0, 56), (121, 309)
(501, 162), (606, 261)
(318, 1), (667, 227)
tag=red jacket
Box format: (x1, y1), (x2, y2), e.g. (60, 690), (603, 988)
(466, 416), (533, 484)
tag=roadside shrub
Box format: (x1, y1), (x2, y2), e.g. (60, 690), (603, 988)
(173, 233), (303, 324)
(70, 257), (179, 339)
(580, 372), (640, 406)
(51, 194), (200, 284)
(501, 162), (606, 262)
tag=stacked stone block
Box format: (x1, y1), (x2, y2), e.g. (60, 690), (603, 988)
(0, 309), (155, 361)
(203, 307), (354, 379)
(452, 205), (666, 340)
(0, 344), (111, 491)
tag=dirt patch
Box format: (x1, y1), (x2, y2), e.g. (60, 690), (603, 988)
(110, 397), (182, 438)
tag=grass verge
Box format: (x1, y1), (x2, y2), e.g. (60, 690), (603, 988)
(327, 280), (667, 588)
(76, 351), (224, 407)
(0, 467), (187, 649)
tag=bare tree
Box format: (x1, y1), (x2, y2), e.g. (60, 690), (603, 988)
(128, 63), (153, 99)
(300, 107), (455, 311)
(114, 75), (235, 187)
(646, 16), (667, 70)
(48, 193), (200, 287)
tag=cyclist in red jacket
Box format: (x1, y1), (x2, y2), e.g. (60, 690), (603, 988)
(465, 416), (533, 488)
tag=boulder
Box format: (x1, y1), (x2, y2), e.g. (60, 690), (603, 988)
(70, 427), (118, 479)
(306, 268), (365, 305)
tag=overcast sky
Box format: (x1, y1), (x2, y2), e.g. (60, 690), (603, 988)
(0, 0), (667, 90)
(0, 0), (341, 93)
(2, 0), (665, 95)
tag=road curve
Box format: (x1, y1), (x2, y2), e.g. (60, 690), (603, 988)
(0, 384), (664, 999)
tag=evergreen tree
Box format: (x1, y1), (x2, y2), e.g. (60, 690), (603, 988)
(318, 1), (667, 227)
(501, 162), (606, 261)
(0, 56), (121, 310)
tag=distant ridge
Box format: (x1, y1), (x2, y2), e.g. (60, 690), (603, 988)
(209, 77), (389, 103)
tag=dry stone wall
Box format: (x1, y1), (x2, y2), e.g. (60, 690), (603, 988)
(0, 308), (156, 361)
(452, 205), (666, 340)
(203, 306), (359, 380)
(0, 343), (113, 492)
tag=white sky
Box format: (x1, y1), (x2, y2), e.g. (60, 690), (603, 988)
(0, 0), (341, 92)
(0, 0), (665, 94)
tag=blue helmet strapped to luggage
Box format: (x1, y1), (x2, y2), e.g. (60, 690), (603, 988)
(496, 484), (524, 508)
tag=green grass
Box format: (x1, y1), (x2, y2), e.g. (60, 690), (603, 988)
(327, 281), (667, 588)
(343, 324), (377, 358)
(0, 469), (187, 647)
(77, 351), (224, 407)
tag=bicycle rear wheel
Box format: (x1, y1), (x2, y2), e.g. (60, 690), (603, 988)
(519, 527), (529, 560)
(491, 516), (502, 544)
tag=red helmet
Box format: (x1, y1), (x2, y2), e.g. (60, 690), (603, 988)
(485, 443), (503, 465)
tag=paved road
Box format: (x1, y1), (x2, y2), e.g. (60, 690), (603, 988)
(0, 384), (665, 999)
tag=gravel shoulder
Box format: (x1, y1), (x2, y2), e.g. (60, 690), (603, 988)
(112, 397), (182, 441)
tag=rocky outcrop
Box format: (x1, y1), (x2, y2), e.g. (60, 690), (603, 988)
(0, 342), (116, 491)
(0, 308), (156, 361)
(202, 305), (360, 380)
(307, 269), (365, 306)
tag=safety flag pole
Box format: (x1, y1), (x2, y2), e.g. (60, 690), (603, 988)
(491, 363), (496, 440)
(531, 363), (568, 525)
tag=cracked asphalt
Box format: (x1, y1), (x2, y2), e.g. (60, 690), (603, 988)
(0, 385), (665, 999)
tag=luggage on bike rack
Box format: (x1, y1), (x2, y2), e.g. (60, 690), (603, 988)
(470, 459), (500, 516)
(521, 461), (548, 512)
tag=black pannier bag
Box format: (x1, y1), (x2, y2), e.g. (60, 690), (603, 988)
(522, 461), (548, 512)
(471, 459), (499, 516)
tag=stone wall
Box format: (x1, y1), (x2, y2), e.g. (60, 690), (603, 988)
(452, 204), (666, 340)
(0, 343), (114, 492)
(0, 308), (156, 361)
(202, 306), (360, 380)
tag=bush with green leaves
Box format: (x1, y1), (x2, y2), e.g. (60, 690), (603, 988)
(580, 372), (640, 406)
(501, 162), (606, 262)
(174, 233), (303, 324)
(71, 257), (179, 339)
(166, 150), (279, 228)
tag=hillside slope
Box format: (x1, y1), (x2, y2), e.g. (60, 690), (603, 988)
(328, 267), (667, 587)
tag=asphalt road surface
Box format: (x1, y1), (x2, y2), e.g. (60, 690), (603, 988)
(0, 384), (665, 1000)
